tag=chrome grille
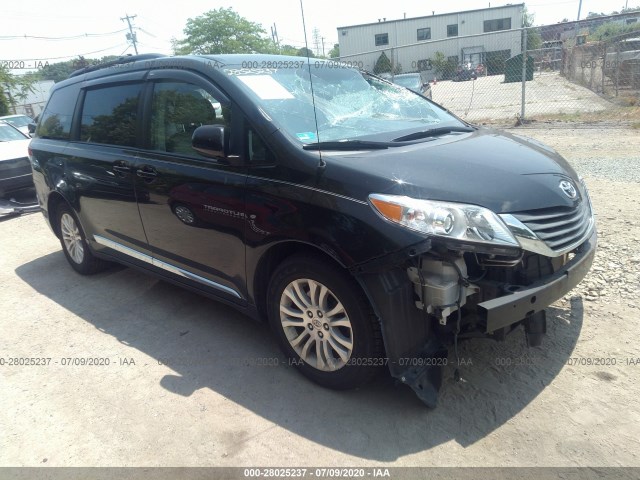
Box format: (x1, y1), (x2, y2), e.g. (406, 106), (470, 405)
(511, 200), (593, 253)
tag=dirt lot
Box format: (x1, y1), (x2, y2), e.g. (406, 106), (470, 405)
(1, 127), (639, 468)
(433, 72), (614, 123)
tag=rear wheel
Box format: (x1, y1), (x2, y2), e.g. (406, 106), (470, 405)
(267, 254), (383, 390)
(57, 205), (109, 275)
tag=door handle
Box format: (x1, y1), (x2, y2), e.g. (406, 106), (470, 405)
(136, 165), (158, 178)
(113, 161), (131, 176)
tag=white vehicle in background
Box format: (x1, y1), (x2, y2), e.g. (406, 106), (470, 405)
(0, 114), (35, 136)
(0, 121), (33, 199)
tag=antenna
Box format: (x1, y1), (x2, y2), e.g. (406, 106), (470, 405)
(299, 0), (325, 170)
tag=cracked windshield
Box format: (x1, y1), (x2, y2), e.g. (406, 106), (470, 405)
(225, 64), (459, 143)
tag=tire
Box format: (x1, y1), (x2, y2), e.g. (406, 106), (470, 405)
(267, 254), (383, 390)
(57, 204), (109, 275)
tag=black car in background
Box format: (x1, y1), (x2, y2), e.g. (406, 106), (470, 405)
(29, 54), (596, 407)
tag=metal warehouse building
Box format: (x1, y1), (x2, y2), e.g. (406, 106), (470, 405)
(337, 3), (525, 81)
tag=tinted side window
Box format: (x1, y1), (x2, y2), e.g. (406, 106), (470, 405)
(80, 83), (142, 147)
(36, 85), (78, 140)
(150, 81), (227, 158)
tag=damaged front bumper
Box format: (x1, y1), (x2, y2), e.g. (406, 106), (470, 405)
(353, 228), (597, 408)
(479, 229), (597, 333)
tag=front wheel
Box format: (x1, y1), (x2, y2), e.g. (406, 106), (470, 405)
(267, 254), (383, 390)
(57, 205), (109, 275)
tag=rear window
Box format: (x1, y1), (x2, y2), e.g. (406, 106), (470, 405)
(4, 115), (32, 128)
(36, 85), (78, 140)
(80, 83), (143, 147)
(0, 123), (28, 141)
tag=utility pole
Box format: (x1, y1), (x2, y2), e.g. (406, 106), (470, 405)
(121, 14), (139, 55)
(272, 23), (280, 50)
(312, 28), (321, 56)
(576, 0), (583, 21)
(321, 37), (325, 56)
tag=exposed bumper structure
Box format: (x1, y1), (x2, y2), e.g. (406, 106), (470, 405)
(355, 228), (596, 408)
(478, 228), (597, 333)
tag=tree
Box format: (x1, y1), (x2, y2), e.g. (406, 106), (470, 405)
(587, 6), (639, 18)
(34, 60), (76, 83)
(296, 47), (315, 58)
(591, 21), (640, 41)
(523, 7), (542, 50)
(328, 43), (340, 58)
(0, 92), (10, 116)
(373, 52), (392, 75)
(0, 66), (35, 114)
(279, 44), (299, 56)
(33, 55), (121, 83)
(430, 51), (457, 79)
(173, 7), (275, 55)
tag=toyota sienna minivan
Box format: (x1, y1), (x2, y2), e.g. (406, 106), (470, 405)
(29, 54), (596, 407)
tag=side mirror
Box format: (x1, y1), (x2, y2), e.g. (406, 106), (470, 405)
(192, 125), (226, 159)
(28, 123), (36, 135)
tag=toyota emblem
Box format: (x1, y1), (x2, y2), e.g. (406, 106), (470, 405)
(559, 180), (577, 199)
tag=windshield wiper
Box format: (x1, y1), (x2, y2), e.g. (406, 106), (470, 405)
(303, 140), (397, 151)
(392, 126), (475, 142)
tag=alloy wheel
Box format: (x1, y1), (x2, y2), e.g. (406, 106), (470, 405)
(60, 213), (84, 264)
(279, 278), (354, 371)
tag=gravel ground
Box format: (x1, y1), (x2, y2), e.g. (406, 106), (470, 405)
(507, 128), (640, 305)
(434, 72), (613, 122)
(0, 127), (639, 468)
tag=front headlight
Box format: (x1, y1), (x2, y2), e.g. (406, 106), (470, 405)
(369, 194), (520, 248)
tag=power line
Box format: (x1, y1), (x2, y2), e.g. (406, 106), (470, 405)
(0, 29), (129, 41)
(136, 41), (169, 52)
(138, 28), (157, 38)
(2, 11), (112, 20)
(6, 43), (130, 62)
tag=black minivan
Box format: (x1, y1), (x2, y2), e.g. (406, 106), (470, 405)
(29, 54), (596, 407)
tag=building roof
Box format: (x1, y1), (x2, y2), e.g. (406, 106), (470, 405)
(337, 3), (525, 30)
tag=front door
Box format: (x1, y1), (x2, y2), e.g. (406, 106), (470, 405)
(134, 72), (247, 302)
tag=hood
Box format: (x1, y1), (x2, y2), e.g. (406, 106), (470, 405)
(322, 128), (584, 213)
(0, 139), (30, 161)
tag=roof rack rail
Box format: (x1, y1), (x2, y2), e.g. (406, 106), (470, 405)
(69, 53), (166, 78)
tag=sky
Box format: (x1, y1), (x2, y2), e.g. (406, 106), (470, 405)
(0, 0), (634, 72)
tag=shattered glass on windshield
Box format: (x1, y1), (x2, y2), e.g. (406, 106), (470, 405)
(225, 63), (461, 144)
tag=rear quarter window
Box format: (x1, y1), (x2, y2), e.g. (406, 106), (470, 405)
(36, 85), (79, 140)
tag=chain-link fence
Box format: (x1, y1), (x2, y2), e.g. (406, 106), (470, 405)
(339, 19), (640, 127)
